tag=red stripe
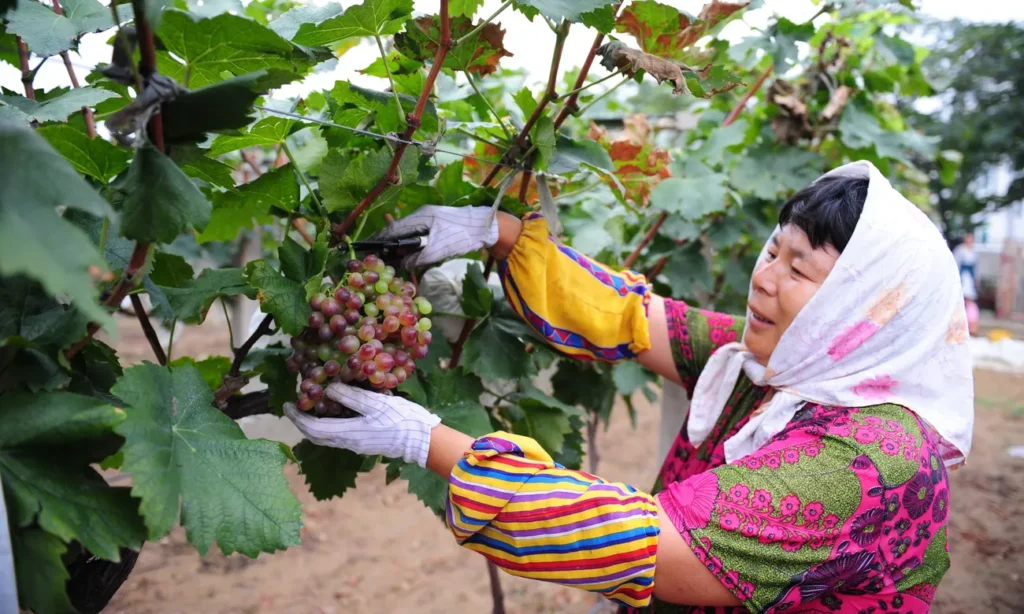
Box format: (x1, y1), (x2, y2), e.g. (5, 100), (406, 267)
(604, 585), (653, 601)
(482, 455), (556, 471)
(478, 547), (653, 573)
(496, 495), (652, 522)
(450, 494), (501, 515)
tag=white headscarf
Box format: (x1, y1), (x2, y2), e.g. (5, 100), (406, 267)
(686, 160), (975, 467)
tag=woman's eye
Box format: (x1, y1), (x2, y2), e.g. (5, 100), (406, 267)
(792, 268), (806, 279)
(766, 252), (777, 261)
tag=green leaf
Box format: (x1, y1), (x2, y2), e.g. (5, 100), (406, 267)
(514, 405), (571, 455)
(450, 0), (483, 17)
(154, 267), (255, 323)
(664, 241), (713, 297)
(5, 0), (119, 57)
(162, 69), (301, 144)
(729, 147), (824, 199)
(11, 528), (73, 614)
(196, 164), (298, 244)
(252, 353), (296, 412)
(877, 33), (916, 66)
(246, 260), (308, 335)
(0, 345), (70, 394)
(395, 15), (513, 78)
(116, 144), (212, 244)
(421, 368), (492, 436)
(0, 121), (114, 329)
(515, 378), (583, 416)
(36, 124), (130, 183)
(770, 17), (815, 72)
(278, 235), (327, 287)
(530, 115), (556, 172)
(268, 3), (343, 40)
(208, 116), (299, 156)
(0, 392), (146, 561)
(157, 10), (314, 88)
(148, 253), (195, 287)
(513, 87), (538, 119)
(548, 135), (614, 174)
(111, 363), (303, 556)
(551, 360), (616, 422)
(696, 119), (747, 167)
(293, 440), (365, 500)
(464, 316), (532, 381)
(319, 146), (420, 223)
(551, 416), (585, 470)
(0, 87), (118, 124)
(459, 262), (493, 318)
(436, 160), (475, 205)
(0, 275), (89, 349)
(580, 4), (616, 34)
(169, 355), (231, 390)
(389, 460), (448, 515)
(611, 361), (655, 396)
(170, 145), (236, 190)
(293, 0), (413, 46)
(513, 0), (615, 22)
(650, 172), (730, 219)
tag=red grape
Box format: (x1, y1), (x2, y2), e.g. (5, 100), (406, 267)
(347, 294), (364, 310)
(365, 271), (380, 284)
(394, 350), (410, 365)
(398, 311), (416, 327)
(300, 378), (315, 393)
(318, 324), (334, 341)
(364, 254), (382, 271)
(322, 298), (342, 317)
(348, 272), (365, 288)
(374, 325), (387, 341)
(310, 293), (327, 311)
(384, 305), (401, 318)
(324, 360), (340, 377)
(309, 311), (325, 328)
(347, 259), (363, 272)
(344, 309), (361, 324)
(401, 326), (418, 346)
(329, 314), (347, 334)
(338, 335), (360, 354)
(375, 295), (390, 310)
(368, 371), (386, 386)
(361, 361), (377, 376)
(358, 324), (375, 342)
(384, 373), (399, 389)
(413, 344), (429, 359)
(291, 337), (306, 351)
(374, 353), (395, 372)
(418, 330), (432, 345)
(334, 287), (351, 303)
(383, 315), (400, 333)
(311, 366), (327, 383)
(346, 355), (362, 370)
(297, 394), (315, 411)
(400, 282), (416, 297)
(358, 343), (376, 361)
(285, 357), (301, 372)
(392, 367), (408, 383)
(369, 339), (384, 353)
(307, 383), (323, 400)
(382, 343), (397, 355)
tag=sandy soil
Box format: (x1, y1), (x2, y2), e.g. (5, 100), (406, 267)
(100, 318), (1024, 613)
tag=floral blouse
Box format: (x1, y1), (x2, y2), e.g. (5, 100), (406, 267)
(632, 300), (951, 613)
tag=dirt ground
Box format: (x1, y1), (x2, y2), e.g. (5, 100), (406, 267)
(100, 317), (1024, 614)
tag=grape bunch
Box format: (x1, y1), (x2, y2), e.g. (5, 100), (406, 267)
(286, 254), (433, 416)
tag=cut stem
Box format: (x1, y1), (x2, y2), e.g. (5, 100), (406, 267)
(220, 297), (235, 350)
(453, 0), (512, 47)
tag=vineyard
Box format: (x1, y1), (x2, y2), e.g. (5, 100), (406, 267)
(0, 0), (955, 611)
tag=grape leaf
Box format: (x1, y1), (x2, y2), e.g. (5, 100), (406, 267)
(197, 165), (298, 244)
(110, 363), (303, 556)
(169, 356), (231, 390)
(157, 10), (315, 88)
(5, 0), (120, 57)
(664, 241), (713, 297)
(319, 145), (420, 219)
(580, 4), (616, 34)
(450, 0), (483, 17)
(36, 124), (130, 183)
(10, 528), (73, 614)
(728, 146), (823, 199)
(0, 275), (89, 349)
(170, 145), (236, 190)
(551, 416), (585, 470)
(278, 235), (327, 287)
(514, 405), (571, 455)
(152, 268), (255, 323)
(208, 116), (300, 156)
(116, 144), (212, 244)
(252, 353), (296, 412)
(161, 69), (301, 144)
(435, 160), (476, 205)
(394, 15), (513, 77)
(420, 368), (492, 436)
(0, 87), (118, 124)
(0, 121), (114, 329)
(268, 3), (343, 40)
(330, 80), (438, 135)
(292, 0), (413, 46)
(586, 114), (672, 206)
(514, 379), (584, 417)
(513, 87), (538, 119)
(616, 0), (748, 62)
(293, 440), (365, 500)
(0, 392), (146, 561)
(245, 260), (308, 336)
(695, 119), (748, 167)
(513, 0), (616, 22)
(459, 262), (493, 318)
(530, 115), (555, 171)
(551, 360), (616, 421)
(611, 361), (656, 396)
(650, 172), (730, 219)
(463, 303), (532, 381)
(388, 460), (449, 516)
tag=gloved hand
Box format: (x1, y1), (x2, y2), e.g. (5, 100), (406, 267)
(283, 382), (441, 467)
(371, 205), (500, 268)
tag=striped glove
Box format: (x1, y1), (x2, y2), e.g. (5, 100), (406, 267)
(371, 205), (500, 268)
(283, 383), (441, 467)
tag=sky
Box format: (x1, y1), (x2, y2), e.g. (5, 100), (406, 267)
(3, 0), (1023, 109)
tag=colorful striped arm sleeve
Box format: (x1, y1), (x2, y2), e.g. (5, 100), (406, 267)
(445, 432), (660, 608)
(497, 213), (652, 362)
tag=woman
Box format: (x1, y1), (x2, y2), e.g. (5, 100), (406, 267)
(285, 161), (974, 612)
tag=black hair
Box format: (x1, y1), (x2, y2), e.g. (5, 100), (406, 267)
(778, 175), (869, 253)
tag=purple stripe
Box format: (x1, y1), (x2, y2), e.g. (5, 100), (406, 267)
(495, 509), (646, 538)
(555, 563), (654, 586)
(450, 474), (516, 500)
(509, 482), (636, 503)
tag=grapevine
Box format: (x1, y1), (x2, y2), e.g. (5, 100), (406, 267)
(0, 0), (954, 611)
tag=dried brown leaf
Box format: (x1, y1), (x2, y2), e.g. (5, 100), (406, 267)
(597, 40), (691, 94)
(821, 85), (852, 123)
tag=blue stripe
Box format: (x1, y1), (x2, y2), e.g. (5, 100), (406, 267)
(555, 242), (648, 298)
(466, 526), (657, 557)
(460, 461), (600, 487)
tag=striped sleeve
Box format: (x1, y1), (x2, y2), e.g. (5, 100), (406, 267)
(445, 432), (660, 608)
(497, 212), (652, 362)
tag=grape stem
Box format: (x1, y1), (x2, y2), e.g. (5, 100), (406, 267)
(220, 297), (235, 350)
(453, 0), (512, 47)
(229, 313), (275, 377)
(130, 294), (167, 365)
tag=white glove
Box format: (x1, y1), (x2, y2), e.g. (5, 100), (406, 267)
(283, 382), (441, 467)
(372, 205), (500, 268)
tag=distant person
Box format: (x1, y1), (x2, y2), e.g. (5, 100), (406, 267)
(962, 269), (980, 335)
(953, 233), (977, 281)
(286, 162), (974, 613)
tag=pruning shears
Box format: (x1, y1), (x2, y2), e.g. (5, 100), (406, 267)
(348, 236), (429, 261)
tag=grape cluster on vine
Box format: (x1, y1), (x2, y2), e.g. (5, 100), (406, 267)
(287, 254), (433, 417)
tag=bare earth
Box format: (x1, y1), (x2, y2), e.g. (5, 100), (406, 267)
(102, 318), (1024, 614)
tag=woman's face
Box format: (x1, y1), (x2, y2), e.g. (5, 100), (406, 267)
(744, 224), (841, 365)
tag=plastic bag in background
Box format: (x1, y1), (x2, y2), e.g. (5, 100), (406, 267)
(418, 258), (505, 344)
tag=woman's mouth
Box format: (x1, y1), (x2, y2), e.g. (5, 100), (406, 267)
(748, 305), (775, 327)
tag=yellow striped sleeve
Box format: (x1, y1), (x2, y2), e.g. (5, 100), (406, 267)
(445, 431), (660, 608)
(497, 213), (652, 362)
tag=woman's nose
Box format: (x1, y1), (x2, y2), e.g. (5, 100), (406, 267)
(751, 261), (777, 296)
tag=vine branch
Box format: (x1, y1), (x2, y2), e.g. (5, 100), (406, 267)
(230, 313), (274, 377)
(49, 0), (96, 137)
(129, 294), (167, 365)
(332, 0), (452, 240)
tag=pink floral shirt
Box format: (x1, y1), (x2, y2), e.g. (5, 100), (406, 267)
(627, 300), (951, 614)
